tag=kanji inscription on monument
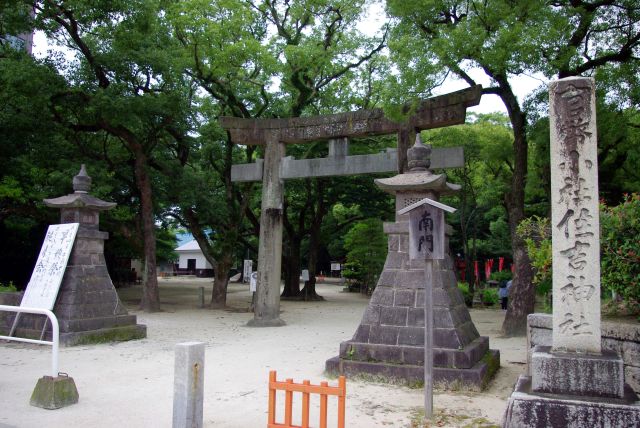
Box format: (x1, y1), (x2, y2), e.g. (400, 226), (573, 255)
(549, 76), (600, 353)
(400, 198), (455, 261)
(21, 223), (79, 310)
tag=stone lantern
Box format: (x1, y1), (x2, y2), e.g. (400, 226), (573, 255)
(43, 165), (146, 345)
(326, 136), (499, 389)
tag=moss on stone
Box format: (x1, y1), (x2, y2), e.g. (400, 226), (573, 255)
(67, 326), (146, 346)
(480, 351), (500, 390)
(409, 408), (500, 428)
(30, 376), (79, 409)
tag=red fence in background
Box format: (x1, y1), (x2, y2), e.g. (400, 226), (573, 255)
(268, 370), (346, 428)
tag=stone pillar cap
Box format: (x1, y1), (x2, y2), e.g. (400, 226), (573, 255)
(43, 165), (116, 210)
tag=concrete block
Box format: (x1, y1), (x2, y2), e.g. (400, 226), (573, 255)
(397, 270), (425, 289)
(622, 341), (640, 367)
(403, 346), (424, 365)
(370, 286), (393, 305)
(393, 289), (415, 307)
(173, 342), (205, 428)
(352, 325), (370, 342)
(625, 366), (640, 394)
(369, 325), (399, 345)
(397, 327), (423, 346)
(377, 271), (397, 287)
(407, 308), (424, 327)
(383, 252), (407, 270)
(388, 235), (399, 252)
(531, 346), (624, 398)
(362, 306), (381, 325)
(30, 375), (79, 409)
(380, 307), (408, 326)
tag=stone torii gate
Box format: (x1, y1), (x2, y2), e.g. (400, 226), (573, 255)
(220, 85), (481, 327)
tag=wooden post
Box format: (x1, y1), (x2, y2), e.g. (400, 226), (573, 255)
(250, 132), (286, 326)
(398, 196), (455, 423)
(424, 259), (434, 419)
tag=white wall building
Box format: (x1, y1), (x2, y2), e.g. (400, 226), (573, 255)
(175, 240), (213, 276)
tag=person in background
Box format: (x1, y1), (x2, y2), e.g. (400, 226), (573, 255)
(499, 279), (512, 310)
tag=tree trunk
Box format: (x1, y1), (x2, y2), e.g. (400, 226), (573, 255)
(499, 84), (535, 335)
(281, 237), (302, 298)
(133, 147), (160, 312)
(459, 202), (474, 306)
(300, 220), (324, 301)
(210, 254), (232, 309)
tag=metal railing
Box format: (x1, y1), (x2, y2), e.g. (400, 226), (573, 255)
(0, 305), (59, 377)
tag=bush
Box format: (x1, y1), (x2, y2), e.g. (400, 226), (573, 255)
(517, 216), (552, 296)
(489, 270), (512, 284)
(601, 194), (640, 312)
(518, 195), (640, 314)
(342, 219), (387, 293)
(457, 282), (472, 307)
(481, 287), (499, 306)
(0, 281), (17, 293)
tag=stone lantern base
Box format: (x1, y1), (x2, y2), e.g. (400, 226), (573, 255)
(326, 220), (500, 390)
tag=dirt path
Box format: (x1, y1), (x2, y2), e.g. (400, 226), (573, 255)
(0, 278), (527, 427)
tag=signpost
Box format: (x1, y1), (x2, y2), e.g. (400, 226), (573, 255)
(243, 260), (253, 284)
(10, 223), (79, 339)
(398, 197), (456, 420)
(21, 223), (79, 310)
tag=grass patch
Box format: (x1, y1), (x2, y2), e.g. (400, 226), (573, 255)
(410, 408), (499, 427)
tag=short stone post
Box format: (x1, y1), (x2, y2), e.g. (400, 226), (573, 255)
(198, 287), (205, 309)
(172, 342), (205, 428)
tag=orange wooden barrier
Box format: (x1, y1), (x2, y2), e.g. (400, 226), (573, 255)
(268, 370), (346, 428)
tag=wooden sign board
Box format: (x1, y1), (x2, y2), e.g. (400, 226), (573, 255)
(398, 197), (455, 261)
(243, 259), (253, 283)
(250, 272), (258, 292)
(21, 223), (79, 310)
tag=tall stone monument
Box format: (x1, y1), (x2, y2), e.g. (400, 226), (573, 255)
(326, 137), (500, 389)
(503, 77), (640, 426)
(41, 165), (147, 345)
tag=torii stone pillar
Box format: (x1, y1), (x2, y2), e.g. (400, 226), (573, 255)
(251, 133), (286, 326)
(326, 137), (500, 389)
(43, 165), (147, 345)
(221, 85), (483, 327)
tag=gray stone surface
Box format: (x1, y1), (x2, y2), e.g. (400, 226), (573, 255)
(220, 85), (482, 145)
(504, 375), (640, 428)
(232, 147), (464, 182)
(531, 346), (624, 398)
(173, 342), (205, 428)
(527, 313), (640, 394)
(326, 349), (499, 389)
(549, 77), (601, 354)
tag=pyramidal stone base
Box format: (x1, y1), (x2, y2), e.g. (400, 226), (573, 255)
(52, 227), (146, 346)
(326, 220), (499, 390)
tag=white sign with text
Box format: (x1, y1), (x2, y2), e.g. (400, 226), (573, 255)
(21, 223), (79, 310)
